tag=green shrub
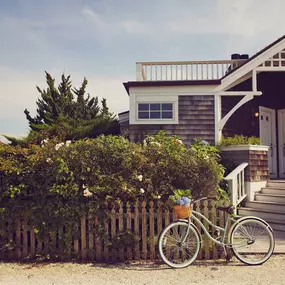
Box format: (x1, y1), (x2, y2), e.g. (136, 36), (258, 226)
(218, 135), (261, 146)
(0, 131), (225, 248)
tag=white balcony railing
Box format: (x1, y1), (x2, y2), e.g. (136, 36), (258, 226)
(224, 162), (248, 213)
(136, 59), (246, 81)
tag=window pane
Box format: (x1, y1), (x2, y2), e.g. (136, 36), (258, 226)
(162, 111), (173, 119)
(162, 103), (173, 111)
(138, 112), (149, 119)
(138, 104), (149, 111)
(150, 112), (161, 119)
(150, 104), (160, 111)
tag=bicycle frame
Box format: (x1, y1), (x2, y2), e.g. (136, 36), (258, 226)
(180, 209), (237, 247)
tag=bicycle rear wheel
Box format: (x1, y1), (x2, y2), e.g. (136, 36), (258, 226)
(158, 221), (200, 268)
(230, 218), (275, 265)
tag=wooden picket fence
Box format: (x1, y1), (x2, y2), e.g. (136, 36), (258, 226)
(0, 200), (229, 262)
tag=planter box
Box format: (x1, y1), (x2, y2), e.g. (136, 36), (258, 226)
(220, 145), (269, 182)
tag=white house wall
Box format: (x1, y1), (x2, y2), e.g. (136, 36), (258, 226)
(128, 85), (219, 125)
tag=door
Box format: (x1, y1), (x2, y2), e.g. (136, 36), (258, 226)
(259, 107), (277, 178)
(278, 109), (285, 178)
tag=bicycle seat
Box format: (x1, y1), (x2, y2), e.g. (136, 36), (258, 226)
(216, 205), (235, 214)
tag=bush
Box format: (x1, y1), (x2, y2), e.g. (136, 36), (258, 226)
(218, 135), (261, 146)
(0, 132), (225, 248)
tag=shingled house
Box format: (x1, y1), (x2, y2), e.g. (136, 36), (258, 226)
(119, 35), (285, 179)
(119, 35), (285, 229)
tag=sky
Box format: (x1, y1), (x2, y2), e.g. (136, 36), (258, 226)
(1, 0), (285, 142)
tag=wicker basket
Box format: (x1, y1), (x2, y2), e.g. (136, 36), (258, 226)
(173, 204), (191, 219)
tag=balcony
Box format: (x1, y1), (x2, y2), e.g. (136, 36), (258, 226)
(136, 59), (247, 81)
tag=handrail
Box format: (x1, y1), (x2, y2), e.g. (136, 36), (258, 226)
(136, 59), (247, 81)
(136, 59), (244, 65)
(224, 162), (249, 180)
(224, 162), (248, 212)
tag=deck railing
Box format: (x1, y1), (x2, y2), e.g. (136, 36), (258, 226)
(136, 59), (246, 81)
(224, 162), (248, 212)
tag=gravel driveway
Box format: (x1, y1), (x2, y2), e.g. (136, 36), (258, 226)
(0, 255), (284, 285)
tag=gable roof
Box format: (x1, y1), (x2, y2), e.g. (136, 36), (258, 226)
(222, 35), (285, 80)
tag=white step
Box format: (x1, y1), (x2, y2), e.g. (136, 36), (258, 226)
(246, 201), (285, 212)
(261, 187), (285, 195)
(255, 193), (285, 203)
(238, 207), (285, 223)
(267, 180), (285, 188)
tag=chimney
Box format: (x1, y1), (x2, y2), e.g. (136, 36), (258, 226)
(240, 54), (249, 60)
(231, 54), (240, 60)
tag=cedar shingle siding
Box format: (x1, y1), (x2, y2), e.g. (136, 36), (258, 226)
(129, 95), (215, 145)
(221, 150), (269, 182)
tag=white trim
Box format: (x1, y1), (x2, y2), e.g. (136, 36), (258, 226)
(224, 162), (248, 180)
(245, 181), (267, 201)
(218, 91), (262, 96)
(130, 94), (179, 125)
(129, 85), (218, 95)
(256, 67), (285, 71)
(136, 102), (175, 121)
(214, 94), (221, 143)
(219, 145), (269, 151)
(259, 106), (277, 178)
(278, 109), (285, 178)
(252, 69), (257, 92)
(215, 38), (285, 92)
(178, 92), (217, 95)
(217, 94), (254, 131)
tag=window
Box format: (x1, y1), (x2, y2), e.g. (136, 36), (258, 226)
(138, 103), (173, 119)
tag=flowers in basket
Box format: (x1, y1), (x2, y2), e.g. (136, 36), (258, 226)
(173, 196), (192, 219)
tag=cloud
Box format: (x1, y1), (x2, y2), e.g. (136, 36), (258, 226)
(81, 6), (105, 27)
(1, 0), (285, 140)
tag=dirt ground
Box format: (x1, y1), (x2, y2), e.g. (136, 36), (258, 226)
(0, 255), (284, 285)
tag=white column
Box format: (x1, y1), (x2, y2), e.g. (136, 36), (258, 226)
(214, 94), (222, 143)
(136, 63), (143, 81)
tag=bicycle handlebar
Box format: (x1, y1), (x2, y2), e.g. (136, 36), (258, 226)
(191, 196), (216, 205)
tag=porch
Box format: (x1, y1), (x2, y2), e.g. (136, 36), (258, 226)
(222, 71), (285, 179)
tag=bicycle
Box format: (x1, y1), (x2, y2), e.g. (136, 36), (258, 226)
(158, 196), (275, 268)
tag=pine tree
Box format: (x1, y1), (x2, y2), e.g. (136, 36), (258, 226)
(6, 72), (119, 145)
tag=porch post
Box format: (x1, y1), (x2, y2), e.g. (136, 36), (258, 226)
(214, 94), (222, 143)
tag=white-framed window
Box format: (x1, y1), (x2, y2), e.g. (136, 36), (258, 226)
(137, 103), (173, 120)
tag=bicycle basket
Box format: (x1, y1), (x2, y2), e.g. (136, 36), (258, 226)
(173, 205), (191, 219)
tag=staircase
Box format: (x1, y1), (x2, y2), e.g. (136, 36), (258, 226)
(238, 180), (285, 231)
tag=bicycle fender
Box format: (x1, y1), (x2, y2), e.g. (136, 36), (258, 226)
(230, 216), (273, 233)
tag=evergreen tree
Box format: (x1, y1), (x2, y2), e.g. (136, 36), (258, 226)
(5, 72), (119, 145)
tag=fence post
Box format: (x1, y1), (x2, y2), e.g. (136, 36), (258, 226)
(81, 216), (86, 260)
(111, 207), (116, 262)
(134, 202), (140, 260)
(149, 201), (155, 260)
(118, 203), (124, 261)
(203, 200), (210, 260)
(22, 218), (28, 258)
(141, 201), (147, 259)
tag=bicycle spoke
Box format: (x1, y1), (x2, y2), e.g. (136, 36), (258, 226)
(230, 219), (274, 265)
(158, 222), (200, 268)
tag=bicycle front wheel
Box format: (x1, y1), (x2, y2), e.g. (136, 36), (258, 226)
(158, 221), (200, 268)
(230, 218), (275, 265)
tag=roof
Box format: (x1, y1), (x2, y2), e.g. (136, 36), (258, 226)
(222, 34), (285, 79)
(123, 79), (221, 94)
(118, 110), (129, 116)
